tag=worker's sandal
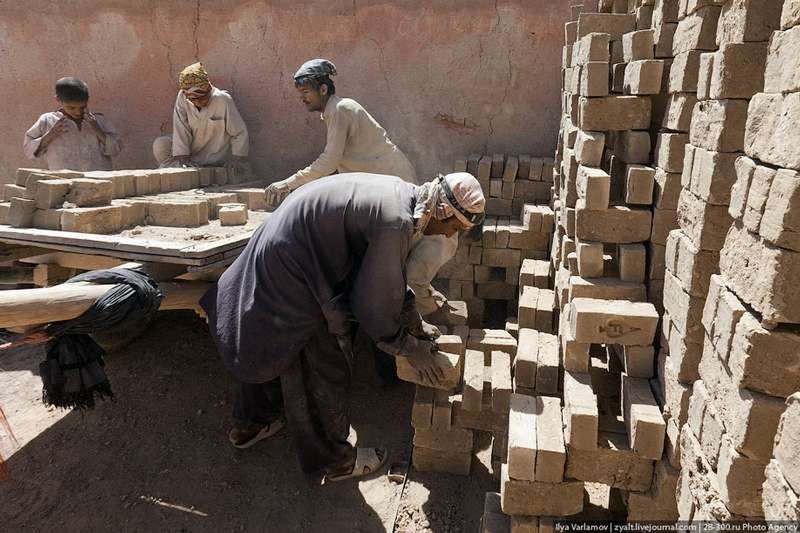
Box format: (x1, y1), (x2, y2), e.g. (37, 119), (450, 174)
(228, 416), (286, 449)
(323, 447), (389, 483)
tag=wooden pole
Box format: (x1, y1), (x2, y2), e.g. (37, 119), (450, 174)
(0, 281), (211, 329)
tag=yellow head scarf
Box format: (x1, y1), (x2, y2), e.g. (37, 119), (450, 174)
(179, 62), (210, 89)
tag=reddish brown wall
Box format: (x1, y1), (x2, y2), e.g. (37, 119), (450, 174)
(0, 0), (569, 183)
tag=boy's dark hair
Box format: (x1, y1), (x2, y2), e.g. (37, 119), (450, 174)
(294, 75), (336, 96)
(55, 77), (90, 102)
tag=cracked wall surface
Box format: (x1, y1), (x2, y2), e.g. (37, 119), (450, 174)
(0, 0), (568, 182)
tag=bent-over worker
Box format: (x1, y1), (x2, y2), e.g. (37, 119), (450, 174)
(201, 172), (485, 482)
(24, 77), (122, 171)
(153, 62), (250, 175)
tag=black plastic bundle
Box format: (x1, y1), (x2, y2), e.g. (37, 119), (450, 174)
(39, 269), (163, 409)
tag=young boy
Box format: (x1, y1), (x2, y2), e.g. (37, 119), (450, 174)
(23, 77), (122, 171)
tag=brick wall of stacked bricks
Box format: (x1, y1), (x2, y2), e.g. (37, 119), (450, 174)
(474, 0), (800, 528)
(434, 154), (556, 327)
(0, 167), (260, 233)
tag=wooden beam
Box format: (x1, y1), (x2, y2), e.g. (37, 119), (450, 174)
(0, 281), (212, 328)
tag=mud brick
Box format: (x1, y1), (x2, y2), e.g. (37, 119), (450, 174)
(482, 249), (521, 269)
(667, 323), (703, 383)
(500, 464), (584, 517)
(622, 375), (666, 460)
(655, 21), (678, 58)
(518, 286), (539, 329)
(576, 205), (652, 243)
(7, 197), (36, 228)
(611, 62), (626, 93)
(715, 435), (767, 517)
(2, 184), (26, 202)
(759, 169), (800, 251)
(534, 289), (555, 333)
(485, 198), (513, 216)
(698, 340), (786, 460)
(112, 201), (146, 229)
(413, 424), (473, 453)
(575, 32), (611, 65)
(677, 188), (732, 251)
(501, 156), (519, 184)
(568, 275), (647, 301)
(477, 282), (516, 300)
(663, 269), (703, 334)
(720, 222), (800, 324)
(697, 52), (712, 100)
(666, 229), (718, 298)
(505, 267), (519, 286)
(64, 178), (113, 207)
(146, 199), (209, 227)
(677, 426), (734, 521)
(232, 188), (266, 211)
(649, 207), (678, 245)
(579, 95), (652, 131)
(565, 20), (578, 44)
(210, 167), (229, 186)
(575, 130), (606, 167)
(580, 61), (610, 97)
(411, 386), (434, 429)
(614, 131), (651, 164)
(491, 154), (505, 179)
(688, 147), (738, 205)
(492, 351), (512, 415)
(623, 29), (655, 62)
(618, 243), (646, 283)
(495, 218), (511, 247)
(570, 297), (659, 346)
(691, 99), (750, 154)
(530, 157), (546, 181)
(412, 446), (471, 475)
(507, 393), (537, 480)
(763, 460), (800, 521)
(31, 208), (62, 230)
(765, 25), (800, 94)
(157, 168), (197, 192)
(672, 56), (704, 99)
(469, 245), (483, 265)
(621, 345), (654, 378)
(519, 259), (536, 288)
(60, 205), (123, 234)
(535, 333), (559, 395)
(567, 431), (655, 491)
(14, 168), (41, 187)
(624, 59), (664, 95)
(577, 12), (636, 40)
(717, 0), (781, 44)
(482, 217), (497, 248)
(627, 459), (680, 521)
(673, 5), (722, 55)
(686, 381), (719, 467)
(655, 132), (688, 174)
(658, 349), (692, 425)
(489, 179), (502, 198)
(728, 312), (800, 398)
(480, 492), (510, 533)
(653, 168), (681, 210)
(662, 94), (697, 133)
(742, 164), (777, 234)
(784, 0), (800, 29)
(774, 394), (800, 497)
(396, 351), (462, 392)
(624, 165), (655, 206)
(461, 350), (484, 412)
(133, 172), (160, 195)
(514, 329), (538, 389)
(33, 178), (71, 210)
(563, 370), (598, 450)
(478, 156), (493, 182)
(562, 325), (591, 372)
(647, 241), (666, 280)
(745, 92), (800, 171)
(534, 396), (566, 482)
(709, 42), (767, 101)
(217, 203), (247, 226)
(576, 240), (604, 278)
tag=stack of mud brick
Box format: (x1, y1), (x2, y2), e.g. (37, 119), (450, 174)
(0, 166), (260, 234)
(671, 0), (800, 521)
(764, 393), (800, 521)
(410, 327), (518, 477)
(435, 155), (555, 327)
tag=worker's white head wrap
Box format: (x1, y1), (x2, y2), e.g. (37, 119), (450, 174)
(414, 172), (486, 235)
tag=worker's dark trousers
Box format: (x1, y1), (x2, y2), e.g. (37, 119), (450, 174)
(234, 327), (353, 477)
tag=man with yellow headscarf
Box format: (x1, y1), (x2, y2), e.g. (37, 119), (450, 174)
(153, 62), (250, 175)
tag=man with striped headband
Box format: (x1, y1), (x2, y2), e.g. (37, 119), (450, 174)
(201, 171), (485, 480)
(153, 62), (251, 174)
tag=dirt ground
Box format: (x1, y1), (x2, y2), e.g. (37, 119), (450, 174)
(0, 311), (496, 532)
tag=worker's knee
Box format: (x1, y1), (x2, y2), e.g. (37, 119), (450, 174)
(152, 136), (173, 165)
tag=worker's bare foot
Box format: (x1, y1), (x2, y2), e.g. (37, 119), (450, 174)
(323, 447), (388, 483)
(228, 416), (286, 449)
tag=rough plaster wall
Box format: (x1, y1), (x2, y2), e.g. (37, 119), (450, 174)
(0, 0), (568, 184)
